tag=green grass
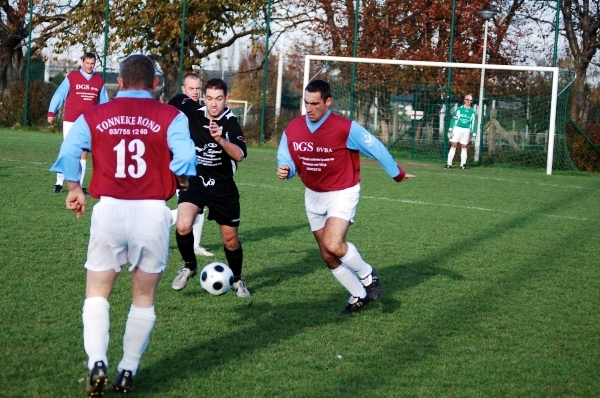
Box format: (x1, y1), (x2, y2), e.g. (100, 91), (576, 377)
(1, 128), (599, 397)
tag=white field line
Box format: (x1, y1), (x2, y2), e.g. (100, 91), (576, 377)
(457, 175), (594, 190)
(2, 157), (597, 222)
(239, 182), (599, 222)
(359, 195), (598, 222)
(0, 157), (49, 166)
(360, 165), (599, 190)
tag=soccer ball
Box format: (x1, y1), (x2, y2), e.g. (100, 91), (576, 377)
(200, 262), (234, 296)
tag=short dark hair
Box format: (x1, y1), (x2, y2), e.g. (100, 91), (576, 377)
(182, 73), (200, 83)
(119, 54), (156, 90)
(82, 52), (97, 62)
(305, 79), (332, 101)
(204, 78), (227, 97)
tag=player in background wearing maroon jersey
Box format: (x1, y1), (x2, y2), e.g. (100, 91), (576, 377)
(277, 79), (415, 314)
(48, 52), (109, 195)
(169, 73), (214, 257)
(51, 54), (197, 396)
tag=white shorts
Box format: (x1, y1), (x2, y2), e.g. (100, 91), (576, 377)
(62, 121), (74, 139)
(305, 184), (360, 231)
(85, 197), (173, 274)
(450, 126), (471, 145)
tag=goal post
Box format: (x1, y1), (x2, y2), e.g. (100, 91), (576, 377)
(227, 100), (251, 127)
(303, 55), (575, 175)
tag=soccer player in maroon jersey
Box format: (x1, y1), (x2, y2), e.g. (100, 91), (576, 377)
(48, 52), (109, 194)
(277, 79), (415, 314)
(50, 54), (197, 396)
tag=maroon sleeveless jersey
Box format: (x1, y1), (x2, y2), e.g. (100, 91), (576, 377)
(64, 71), (105, 122)
(84, 97), (180, 200)
(285, 113), (360, 192)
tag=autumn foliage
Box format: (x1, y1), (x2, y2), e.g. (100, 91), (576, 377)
(298, 0), (523, 64)
(566, 122), (600, 172)
(0, 81), (56, 127)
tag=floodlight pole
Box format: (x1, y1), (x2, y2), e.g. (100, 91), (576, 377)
(553, 0), (561, 67)
(349, 0), (359, 119)
(23, 0), (34, 127)
(474, 8), (497, 163)
(103, 0), (109, 80)
(177, 0), (187, 93)
(259, 0), (272, 146)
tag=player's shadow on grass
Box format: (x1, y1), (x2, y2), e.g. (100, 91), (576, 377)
(0, 165), (10, 177)
(377, 261), (465, 313)
(138, 249), (466, 394)
(239, 222), (308, 244)
(139, 297), (380, 394)
(139, 261), (464, 395)
(228, 242), (464, 316)
(167, 222), (307, 252)
(140, 190), (595, 395)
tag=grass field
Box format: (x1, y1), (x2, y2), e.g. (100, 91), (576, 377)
(1, 128), (599, 397)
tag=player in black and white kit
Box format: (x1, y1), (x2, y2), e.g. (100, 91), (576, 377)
(170, 73), (213, 257)
(168, 78), (250, 297)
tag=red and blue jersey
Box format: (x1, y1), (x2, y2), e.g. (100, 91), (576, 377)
(48, 70), (109, 122)
(50, 91), (197, 200)
(277, 111), (405, 192)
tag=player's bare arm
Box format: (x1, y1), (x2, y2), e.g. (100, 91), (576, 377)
(209, 121), (244, 161)
(65, 180), (87, 219)
(48, 116), (54, 124)
(277, 164), (290, 179)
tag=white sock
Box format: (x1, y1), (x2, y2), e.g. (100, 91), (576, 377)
(56, 173), (65, 186)
(83, 297), (110, 370)
(460, 148), (467, 166)
(80, 159), (87, 186)
(193, 212), (205, 247)
(171, 209), (178, 227)
(331, 264), (366, 299)
(340, 242), (372, 279)
(447, 147), (456, 165)
(118, 305), (156, 375)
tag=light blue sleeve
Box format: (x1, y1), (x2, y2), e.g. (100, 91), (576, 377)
(48, 78), (71, 114)
(99, 86), (109, 104)
(167, 112), (198, 176)
(347, 121), (401, 179)
(276, 131), (297, 179)
(49, 115), (91, 182)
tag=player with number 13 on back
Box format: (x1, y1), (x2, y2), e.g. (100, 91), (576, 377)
(50, 54), (197, 396)
(277, 79), (415, 314)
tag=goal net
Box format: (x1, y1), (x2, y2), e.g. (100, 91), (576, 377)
(303, 55), (577, 174)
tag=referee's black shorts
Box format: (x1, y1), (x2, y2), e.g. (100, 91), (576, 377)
(178, 176), (240, 227)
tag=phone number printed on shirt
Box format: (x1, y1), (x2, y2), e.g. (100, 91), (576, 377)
(109, 128), (149, 135)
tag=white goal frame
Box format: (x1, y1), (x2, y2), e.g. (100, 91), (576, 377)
(303, 55), (560, 175)
(227, 100), (251, 127)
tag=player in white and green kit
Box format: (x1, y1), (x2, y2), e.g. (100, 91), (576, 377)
(445, 94), (477, 170)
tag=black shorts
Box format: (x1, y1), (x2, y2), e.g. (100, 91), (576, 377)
(178, 176), (240, 227)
